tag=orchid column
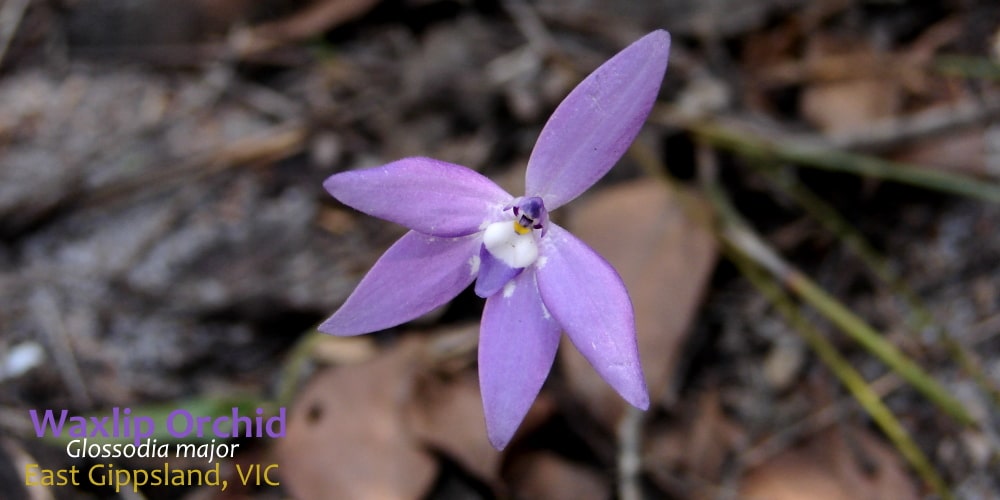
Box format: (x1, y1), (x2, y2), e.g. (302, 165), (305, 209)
(320, 30), (671, 449)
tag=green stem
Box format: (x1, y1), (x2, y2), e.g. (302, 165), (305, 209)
(702, 180), (974, 426)
(785, 268), (974, 426)
(689, 121), (1000, 203)
(758, 167), (1000, 408)
(933, 55), (1000, 80)
(729, 248), (953, 499)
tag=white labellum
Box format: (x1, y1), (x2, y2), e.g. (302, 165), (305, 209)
(482, 221), (539, 268)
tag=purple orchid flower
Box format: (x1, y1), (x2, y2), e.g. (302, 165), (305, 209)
(320, 30), (671, 449)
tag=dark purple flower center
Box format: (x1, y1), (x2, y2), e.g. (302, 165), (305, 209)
(510, 196), (547, 236)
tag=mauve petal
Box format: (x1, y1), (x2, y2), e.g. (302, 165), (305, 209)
(319, 231), (480, 335)
(525, 30), (671, 209)
(479, 271), (561, 450)
(535, 224), (648, 409)
(474, 244), (523, 298)
(325, 157), (513, 237)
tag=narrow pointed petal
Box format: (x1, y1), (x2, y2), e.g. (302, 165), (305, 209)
(479, 271), (561, 450)
(525, 30), (671, 209)
(319, 231), (480, 335)
(325, 157), (513, 237)
(474, 244), (523, 298)
(535, 224), (648, 409)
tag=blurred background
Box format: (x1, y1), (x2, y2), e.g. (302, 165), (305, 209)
(1, 0), (999, 498)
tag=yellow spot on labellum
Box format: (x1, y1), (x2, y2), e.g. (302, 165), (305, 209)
(513, 220), (531, 235)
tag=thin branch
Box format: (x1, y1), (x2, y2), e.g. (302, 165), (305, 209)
(719, 219), (974, 426)
(0, 0), (30, 68)
(28, 289), (93, 409)
(757, 166), (1000, 407)
(653, 111), (1000, 203)
(79, 122), (306, 209)
(826, 95), (1000, 151)
(629, 135), (967, 499)
(740, 373), (904, 469)
(501, 0), (558, 57)
(617, 405), (645, 500)
(934, 55), (1000, 81)
(728, 247), (953, 499)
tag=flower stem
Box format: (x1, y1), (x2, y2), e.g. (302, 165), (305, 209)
(728, 246), (954, 499)
(681, 118), (1000, 203)
(756, 166), (1000, 408)
(706, 181), (975, 426)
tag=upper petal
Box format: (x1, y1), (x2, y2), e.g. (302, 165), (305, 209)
(535, 224), (648, 409)
(525, 30), (671, 209)
(479, 271), (561, 450)
(325, 157), (513, 237)
(319, 231), (480, 335)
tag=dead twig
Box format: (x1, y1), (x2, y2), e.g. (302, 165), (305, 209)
(718, 220), (974, 426)
(827, 94), (1000, 152)
(723, 239), (954, 499)
(740, 373), (903, 469)
(28, 289), (93, 409)
(0, 0), (30, 68)
(232, 0), (380, 57)
(654, 111), (1000, 203)
(80, 121), (307, 209)
(501, 0), (557, 57)
(617, 405), (645, 500)
(755, 165), (1000, 408)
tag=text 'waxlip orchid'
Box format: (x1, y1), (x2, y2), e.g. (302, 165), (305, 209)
(320, 30), (671, 450)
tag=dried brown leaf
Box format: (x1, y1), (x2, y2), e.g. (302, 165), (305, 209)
(799, 35), (903, 134)
(405, 373), (502, 485)
(740, 427), (919, 500)
(644, 390), (743, 498)
(506, 451), (609, 500)
(311, 334), (378, 365)
(239, 0), (382, 54)
(404, 339), (558, 483)
(802, 79), (902, 134)
(560, 180), (718, 427)
(275, 337), (437, 500)
(889, 128), (990, 177)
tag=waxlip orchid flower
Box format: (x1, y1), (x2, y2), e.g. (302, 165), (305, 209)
(320, 30), (671, 450)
